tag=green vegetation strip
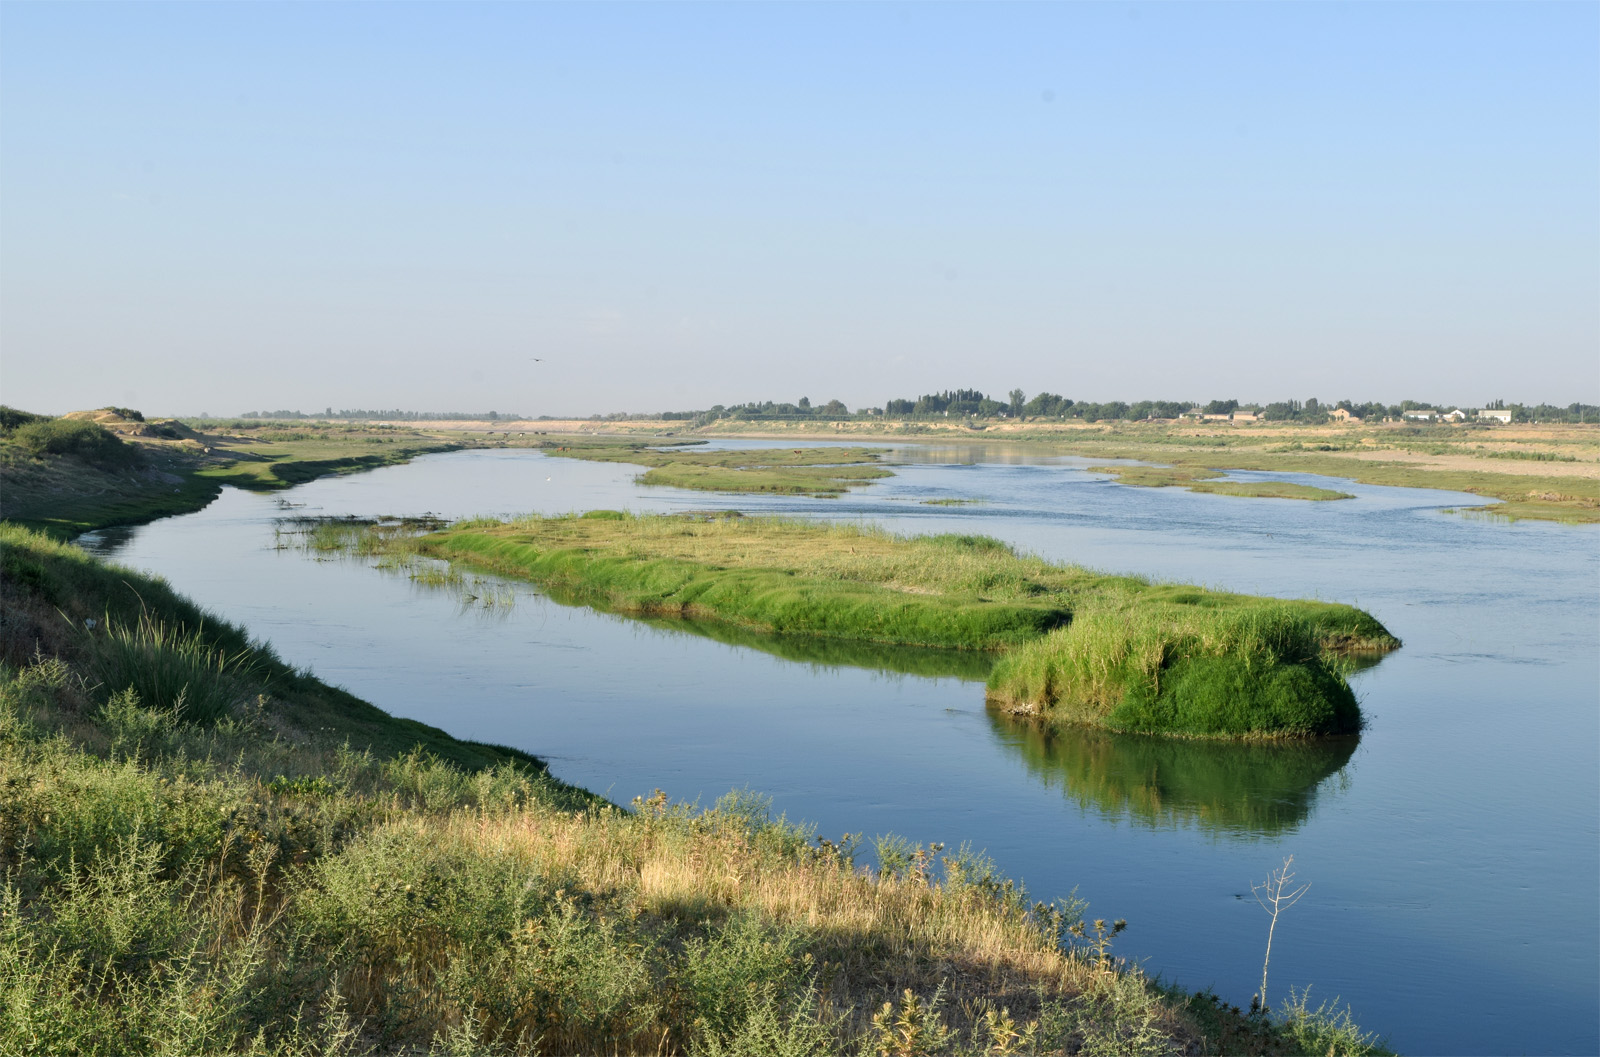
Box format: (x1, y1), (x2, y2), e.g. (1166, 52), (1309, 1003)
(0, 407), (466, 537)
(540, 439), (893, 496)
(0, 524), (560, 773)
(929, 421), (1598, 523)
(337, 512), (1397, 738)
(1089, 464), (1354, 501)
(0, 530), (1387, 1055)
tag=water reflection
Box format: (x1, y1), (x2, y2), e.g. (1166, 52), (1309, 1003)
(988, 711), (1357, 837)
(633, 613), (997, 682)
(76, 524), (140, 557)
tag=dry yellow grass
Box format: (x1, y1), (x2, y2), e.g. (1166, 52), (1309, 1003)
(402, 796), (1172, 1043)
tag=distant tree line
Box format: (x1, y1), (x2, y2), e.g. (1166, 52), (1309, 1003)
(881, 390), (1193, 421)
(233, 396), (1598, 426)
(239, 409), (525, 422)
(660, 397), (851, 426)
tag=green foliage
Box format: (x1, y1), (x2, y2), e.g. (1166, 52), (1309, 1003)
(11, 417), (141, 469)
(1108, 653), (1359, 737)
(83, 610), (263, 724)
(989, 605), (1371, 738)
(0, 641), (1383, 1056)
(1092, 463), (1354, 501)
(682, 914), (813, 1044)
(867, 989), (954, 1057)
(546, 441), (893, 496)
(696, 986), (837, 1057)
(1275, 987), (1391, 1056)
(1484, 449), (1579, 462)
(1, 523), (572, 776)
(427, 527), (1071, 651)
(0, 405), (48, 432)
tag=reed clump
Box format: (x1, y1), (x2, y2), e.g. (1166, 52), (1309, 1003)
(987, 605), (1367, 737)
(353, 513), (1396, 738)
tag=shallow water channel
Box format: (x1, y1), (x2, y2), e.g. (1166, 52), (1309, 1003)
(79, 442), (1599, 1055)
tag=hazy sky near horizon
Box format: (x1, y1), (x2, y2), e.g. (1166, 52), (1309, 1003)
(2, 2), (1595, 417)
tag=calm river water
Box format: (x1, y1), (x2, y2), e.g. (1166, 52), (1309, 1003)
(78, 442), (1599, 1056)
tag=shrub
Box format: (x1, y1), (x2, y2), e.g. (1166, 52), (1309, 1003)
(0, 405), (48, 433)
(12, 417), (141, 469)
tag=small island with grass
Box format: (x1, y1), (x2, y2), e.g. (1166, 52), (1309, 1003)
(539, 437), (893, 496)
(1089, 464), (1356, 502)
(319, 511), (1398, 739)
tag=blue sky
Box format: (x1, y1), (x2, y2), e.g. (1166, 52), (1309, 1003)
(2, 2), (1595, 416)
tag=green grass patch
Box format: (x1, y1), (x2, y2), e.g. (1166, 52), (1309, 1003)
(1091, 464), (1354, 501)
(1484, 449), (1580, 462)
(920, 497), (985, 506)
(542, 440), (894, 496)
(332, 513), (1396, 738)
(83, 609), (264, 725)
(10, 418), (141, 470)
(0, 523), (566, 774)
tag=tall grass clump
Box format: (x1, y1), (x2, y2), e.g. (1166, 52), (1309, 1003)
(83, 609), (261, 725)
(11, 417), (141, 469)
(988, 605), (1363, 737)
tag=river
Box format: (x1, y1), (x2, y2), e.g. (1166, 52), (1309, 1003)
(78, 442), (1599, 1055)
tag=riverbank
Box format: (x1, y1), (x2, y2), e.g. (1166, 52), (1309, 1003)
(0, 409), (470, 537)
(452, 416), (1597, 522)
(319, 512), (1397, 738)
(0, 523), (1387, 1055)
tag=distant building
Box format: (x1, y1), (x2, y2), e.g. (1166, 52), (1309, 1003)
(1442, 409), (1468, 422)
(1479, 409), (1513, 423)
(1404, 410), (1436, 421)
(1329, 408), (1360, 423)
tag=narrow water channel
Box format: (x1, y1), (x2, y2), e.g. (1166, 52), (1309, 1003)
(79, 444), (1600, 1055)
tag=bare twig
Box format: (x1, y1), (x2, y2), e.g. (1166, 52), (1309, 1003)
(1252, 854), (1310, 1009)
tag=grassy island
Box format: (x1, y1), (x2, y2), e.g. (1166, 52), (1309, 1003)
(319, 512), (1398, 739)
(1089, 465), (1356, 501)
(0, 523), (1387, 1055)
(538, 437), (892, 496)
